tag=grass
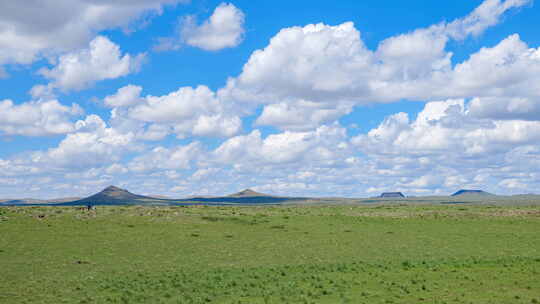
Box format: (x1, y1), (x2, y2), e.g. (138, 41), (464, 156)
(0, 204), (539, 303)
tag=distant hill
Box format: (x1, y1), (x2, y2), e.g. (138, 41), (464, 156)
(227, 189), (273, 198)
(451, 189), (494, 197)
(187, 188), (300, 204)
(59, 186), (166, 206)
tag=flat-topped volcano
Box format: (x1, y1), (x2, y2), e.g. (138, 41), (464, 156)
(228, 189), (271, 198)
(380, 192), (405, 198)
(451, 189), (494, 197)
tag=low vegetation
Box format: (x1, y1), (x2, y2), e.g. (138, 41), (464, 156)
(1, 204), (539, 303)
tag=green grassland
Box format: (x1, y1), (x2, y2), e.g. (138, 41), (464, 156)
(1, 204), (539, 303)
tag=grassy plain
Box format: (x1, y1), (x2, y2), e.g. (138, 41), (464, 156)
(1, 204), (539, 303)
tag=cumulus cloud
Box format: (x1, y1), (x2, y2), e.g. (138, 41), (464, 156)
(352, 99), (540, 155)
(217, 0), (533, 130)
(0, 158), (41, 178)
(255, 101), (354, 131)
(38, 36), (145, 91)
(155, 2), (245, 52)
(105, 163), (128, 175)
(0, 0), (185, 67)
(128, 142), (202, 173)
(104, 84), (144, 108)
(349, 99), (540, 193)
(0, 99), (82, 136)
(214, 124), (350, 165)
(0, 114), (157, 197)
(3, 110), (540, 198)
(31, 115), (136, 169)
(468, 96), (540, 121)
(447, 34), (540, 98)
(108, 85), (241, 138)
(180, 3), (245, 51)
(130, 86), (220, 122)
(224, 22), (371, 103)
(445, 0), (530, 39)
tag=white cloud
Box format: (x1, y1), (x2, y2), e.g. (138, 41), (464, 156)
(190, 167), (221, 181)
(214, 124), (350, 165)
(118, 85), (241, 138)
(468, 96), (540, 121)
(105, 163), (128, 175)
(129, 86), (217, 122)
(217, 0), (533, 130)
(447, 34), (540, 98)
(224, 22), (371, 103)
(101, 85), (242, 141)
(498, 178), (528, 189)
(0, 0), (186, 67)
(32, 115), (136, 169)
(255, 100), (353, 131)
(107, 108), (170, 142)
(39, 36), (145, 91)
(0, 99), (82, 136)
(29, 84), (56, 100)
(445, 0), (530, 39)
(0, 158), (41, 178)
(181, 3), (245, 51)
(352, 99), (540, 156)
(400, 175), (445, 189)
(192, 114), (242, 137)
(128, 142), (202, 173)
(2, 108), (540, 198)
(104, 84), (144, 108)
(237, 0), (537, 132)
(347, 99), (540, 194)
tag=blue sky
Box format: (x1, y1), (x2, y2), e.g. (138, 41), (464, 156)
(1, 0), (539, 198)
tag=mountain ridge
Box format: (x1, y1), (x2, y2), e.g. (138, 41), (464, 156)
(3, 186), (539, 207)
